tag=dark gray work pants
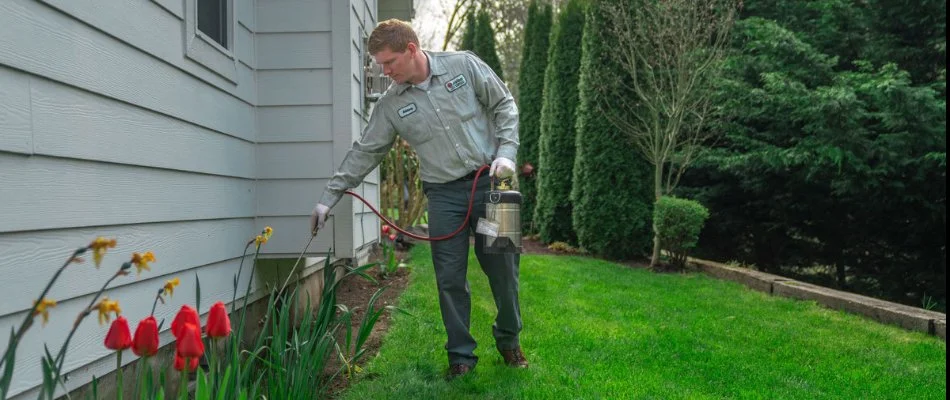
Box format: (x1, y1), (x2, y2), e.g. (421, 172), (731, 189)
(423, 176), (522, 367)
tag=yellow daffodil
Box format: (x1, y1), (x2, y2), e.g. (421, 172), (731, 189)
(89, 237), (117, 268)
(33, 298), (57, 327)
(95, 297), (122, 325)
(163, 278), (180, 298)
(255, 226), (274, 245)
(131, 251), (156, 276)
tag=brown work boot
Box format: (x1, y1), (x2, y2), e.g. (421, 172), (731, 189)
(499, 347), (529, 368)
(446, 363), (474, 380)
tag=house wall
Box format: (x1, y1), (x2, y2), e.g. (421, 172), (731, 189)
(0, 0), (389, 397)
(348, 0), (383, 253)
(254, 0), (337, 257)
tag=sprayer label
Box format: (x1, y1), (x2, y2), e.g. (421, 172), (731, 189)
(446, 74), (467, 92)
(475, 218), (499, 238)
(398, 103), (417, 118)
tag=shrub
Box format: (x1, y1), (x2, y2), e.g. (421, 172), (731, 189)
(516, 0), (552, 232)
(571, 0), (654, 260)
(535, 0), (586, 245)
(654, 196), (710, 269)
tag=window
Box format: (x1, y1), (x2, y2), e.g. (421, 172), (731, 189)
(197, 0), (228, 49)
(184, 0), (236, 82)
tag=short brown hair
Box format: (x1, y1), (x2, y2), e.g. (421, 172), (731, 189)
(368, 19), (419, 54)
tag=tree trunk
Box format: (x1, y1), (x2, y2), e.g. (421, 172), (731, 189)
(650, 164), (663, 268)
(835, 263), (847, 288)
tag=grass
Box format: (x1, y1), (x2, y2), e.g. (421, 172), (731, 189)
(339, 244), (946, 399)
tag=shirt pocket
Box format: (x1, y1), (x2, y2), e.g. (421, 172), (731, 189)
(393, 111), (435, 147)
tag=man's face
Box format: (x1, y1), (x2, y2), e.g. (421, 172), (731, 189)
(374, 43), (416, 84)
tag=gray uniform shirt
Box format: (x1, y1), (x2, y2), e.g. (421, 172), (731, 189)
(318, 50), (520, 209)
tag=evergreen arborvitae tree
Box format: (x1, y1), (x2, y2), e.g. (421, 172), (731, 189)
(571, 0), (654, 260)
(515, 1), (552, 231)
(535, 0), (587, 245)
(474, 9), (505, 81)
(459, 12), (476, 52)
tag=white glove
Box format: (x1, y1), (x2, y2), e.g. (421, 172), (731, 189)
(310, 203), (330, 234)
(489, 157), (516, 179)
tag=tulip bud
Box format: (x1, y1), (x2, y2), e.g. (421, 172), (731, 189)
(171, 305), (200, 339)
(205, 301), (231, 338)
(174, 352), (199, 372)
(104, 316), (132, 350)
(132, 316), (160, 357)
(175, 322), (204, 359)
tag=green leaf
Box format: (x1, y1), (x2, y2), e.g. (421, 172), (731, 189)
(195, 272), (202, 312)
(1, 328), (16, 399)
(215, 365), (232, 400)
(196, 369), (210, 400)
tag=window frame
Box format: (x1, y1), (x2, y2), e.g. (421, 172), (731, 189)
(184, 0), (237, 83)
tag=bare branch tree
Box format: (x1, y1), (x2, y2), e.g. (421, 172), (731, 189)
(442, 0), (476, 50)
(597, 0), (741, 267)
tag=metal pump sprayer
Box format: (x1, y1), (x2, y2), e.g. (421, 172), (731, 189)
(479, 177), (523, 254)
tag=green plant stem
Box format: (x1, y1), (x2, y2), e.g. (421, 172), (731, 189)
(231, 242), (254, 314)
(115, 351), (123, 400)
(276, 234), (318, 297)
(0, 247), (85, 372)
(237, 245), (261, 342)
(51, 266), (128, 388)
(150, 289), (164, 316)
(178, 358), (189, 400)
(135, 357), (145, 399)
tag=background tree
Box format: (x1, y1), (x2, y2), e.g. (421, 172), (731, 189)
(572, 0), (654, 260)
(516, 1), (552, 232)
(440, 0), (476, 50)
(679, 18), (947, 310)
(473, 9), (505, 80)
(740, 0), (946, 87)
(535, 0), (587, 245)
(459, 12), (477, 52)
(598, 0), (741, 267)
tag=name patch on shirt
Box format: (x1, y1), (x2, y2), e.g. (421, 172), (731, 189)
(398, 103), (417, 118)
(446, 74), (468, 92)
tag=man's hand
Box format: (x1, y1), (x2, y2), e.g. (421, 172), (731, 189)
(489, 157), (516, 179)
(310, 204), (330, 235)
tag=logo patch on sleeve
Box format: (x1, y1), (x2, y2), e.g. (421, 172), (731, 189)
(445, 74), (468, 92)
(398, 103), (417, 118)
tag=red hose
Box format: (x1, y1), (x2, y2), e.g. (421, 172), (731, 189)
(344, 165), (491, 241)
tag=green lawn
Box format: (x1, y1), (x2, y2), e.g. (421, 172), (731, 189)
(339, 244), (946, 399)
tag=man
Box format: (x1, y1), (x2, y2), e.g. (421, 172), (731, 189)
(309, 19), (527, 379)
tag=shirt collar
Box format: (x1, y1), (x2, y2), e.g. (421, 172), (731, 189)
(394, 51), (447, 95)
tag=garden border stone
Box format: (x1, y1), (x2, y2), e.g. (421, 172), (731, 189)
(690, 258), (947, 341)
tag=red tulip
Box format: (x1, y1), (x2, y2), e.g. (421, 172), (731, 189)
(104, 316), (132, 350)
(175, 322), (204, 359)
(381, 225), (391, 234)
(389, 233), (397, 241)
(132, 316), (159, 357)
(171, 305), (200, 339)
(173, 352), (199, 371)
(205, 301), (231, 338)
